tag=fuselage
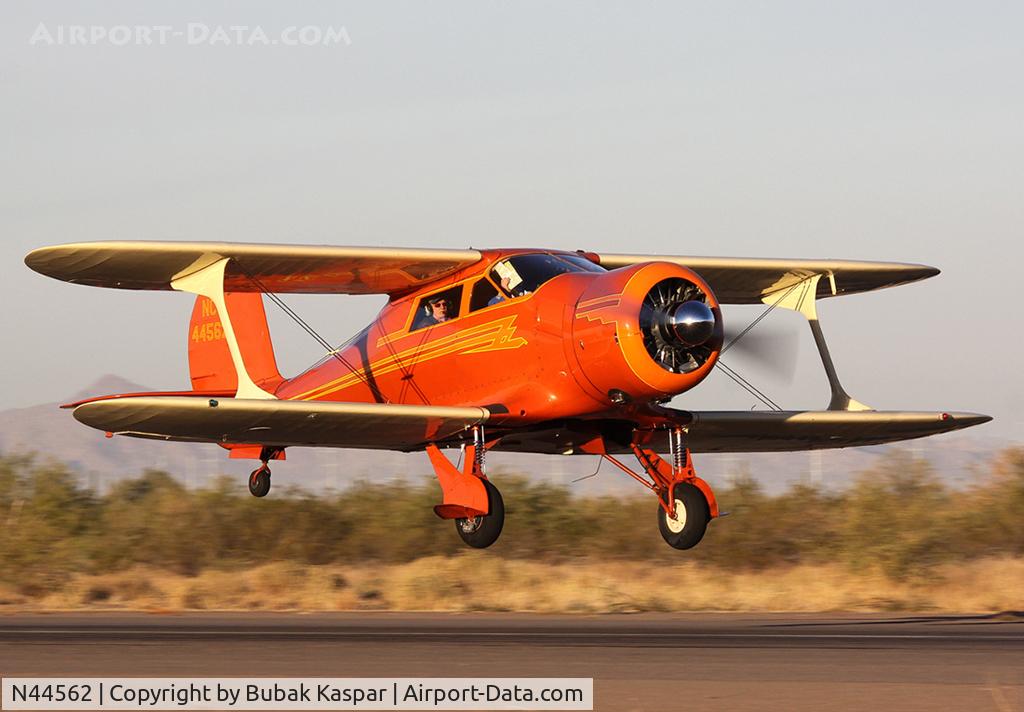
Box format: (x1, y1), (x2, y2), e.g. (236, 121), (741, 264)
(276, 249), (724, 425)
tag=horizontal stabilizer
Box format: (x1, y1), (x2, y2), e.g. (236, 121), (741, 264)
(595, 254), (940, 304)
(72, 396), (489, 451)
(26, 241), (482, 295)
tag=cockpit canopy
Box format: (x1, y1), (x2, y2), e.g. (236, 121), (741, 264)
(408, 252), (606, 332)
(490, 252), (605, 298)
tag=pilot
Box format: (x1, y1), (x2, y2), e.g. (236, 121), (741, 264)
(424, 295), (452, 325)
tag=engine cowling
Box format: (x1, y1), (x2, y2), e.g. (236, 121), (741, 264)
(569, 262), (723, 405)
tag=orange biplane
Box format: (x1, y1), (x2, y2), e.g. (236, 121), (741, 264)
(26, 242), (991, 550)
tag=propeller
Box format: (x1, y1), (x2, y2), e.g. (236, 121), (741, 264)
(721, 320), (800, 384)
(638, 277), (802, 382)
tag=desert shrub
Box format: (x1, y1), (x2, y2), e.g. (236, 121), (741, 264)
(1, 448), (1021, 594)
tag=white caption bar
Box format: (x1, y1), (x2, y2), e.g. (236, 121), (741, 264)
(1, 678), (593, 710)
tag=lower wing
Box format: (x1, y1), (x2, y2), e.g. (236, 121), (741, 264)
(72, 395), (989, 454)
(493, 410), (991, 454)
(684, 410), (990, 452)
(71, 396), (489, 451)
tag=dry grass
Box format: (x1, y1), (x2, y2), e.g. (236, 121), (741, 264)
(7, 556), (1023, 614)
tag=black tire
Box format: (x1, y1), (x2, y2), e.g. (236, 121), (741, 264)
(657, 482), (709, 550)
(455, 479), (504, 549)
(248, 467), (271, 498)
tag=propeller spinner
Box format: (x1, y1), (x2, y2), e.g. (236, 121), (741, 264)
(639, 277), (720, 374)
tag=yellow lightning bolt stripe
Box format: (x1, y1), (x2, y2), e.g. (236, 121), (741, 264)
(289, 315), (528, 402)
(576, 310), (620, 326)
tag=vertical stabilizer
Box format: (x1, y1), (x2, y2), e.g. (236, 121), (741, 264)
(187, 293), (283, 395)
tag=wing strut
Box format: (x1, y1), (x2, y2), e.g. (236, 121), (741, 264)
(171, 256), (276, 400)
(769, 274), (870, 411)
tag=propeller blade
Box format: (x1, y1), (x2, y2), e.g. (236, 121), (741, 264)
(721, 323), (800, 383)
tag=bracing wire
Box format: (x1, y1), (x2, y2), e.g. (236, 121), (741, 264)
(721, 279), (804, 355)
(239, 269), (376, 393)
(714, 275), (819, 411)
(716, 359), (783, 411)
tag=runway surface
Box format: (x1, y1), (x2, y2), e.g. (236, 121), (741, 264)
(2, 611), (1023, 711)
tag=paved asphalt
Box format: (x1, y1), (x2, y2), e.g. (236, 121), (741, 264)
(2, 612), (1023, 711)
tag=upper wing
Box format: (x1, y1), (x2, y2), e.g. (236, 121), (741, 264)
(595, 254), (939, 304)
(493, 410), (991, 455)
(72, 396), (489, 451)
(25, 241), (482, 295)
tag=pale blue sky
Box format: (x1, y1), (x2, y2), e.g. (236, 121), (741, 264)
(1, 1), (1020, 439)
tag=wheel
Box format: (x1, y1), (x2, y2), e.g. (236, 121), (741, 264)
(248, 466), (271, 498)
(657, 482), (709, 550)
(455, 479), (504, 549)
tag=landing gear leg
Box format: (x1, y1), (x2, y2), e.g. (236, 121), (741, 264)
(655, 427), (709, 550)
(602, 426), (719, 551)
(426, 426), (505, 549)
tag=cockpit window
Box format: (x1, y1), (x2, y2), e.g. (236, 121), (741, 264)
(411, 285), (463, 331)
(469, 278), (500, 312)
(488, 253), (605, 299)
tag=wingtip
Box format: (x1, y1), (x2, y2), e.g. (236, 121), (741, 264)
(902, 263), (940, 282)
(24, 246), (46, 271)
(945, 412), (993, 428)
(24, 244), (68, 278)
(70, 401), (101, 428)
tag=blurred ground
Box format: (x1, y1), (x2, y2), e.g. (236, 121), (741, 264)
(5, 557), (1024, 614)
(2, 612), (1022, 712)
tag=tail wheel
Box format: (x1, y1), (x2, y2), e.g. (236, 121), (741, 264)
(248, 466), (271, 498)
(657, 482), (709, 550)
(455, 479), (504, 549)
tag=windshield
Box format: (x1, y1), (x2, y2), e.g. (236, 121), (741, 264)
(490, 253), (605, 298)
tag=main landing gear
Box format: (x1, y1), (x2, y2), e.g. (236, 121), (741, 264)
(603, 426), (718, 550)
(427, 426), (505, 549)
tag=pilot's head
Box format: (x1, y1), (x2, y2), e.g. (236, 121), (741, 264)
(429, 296), (451, 322)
